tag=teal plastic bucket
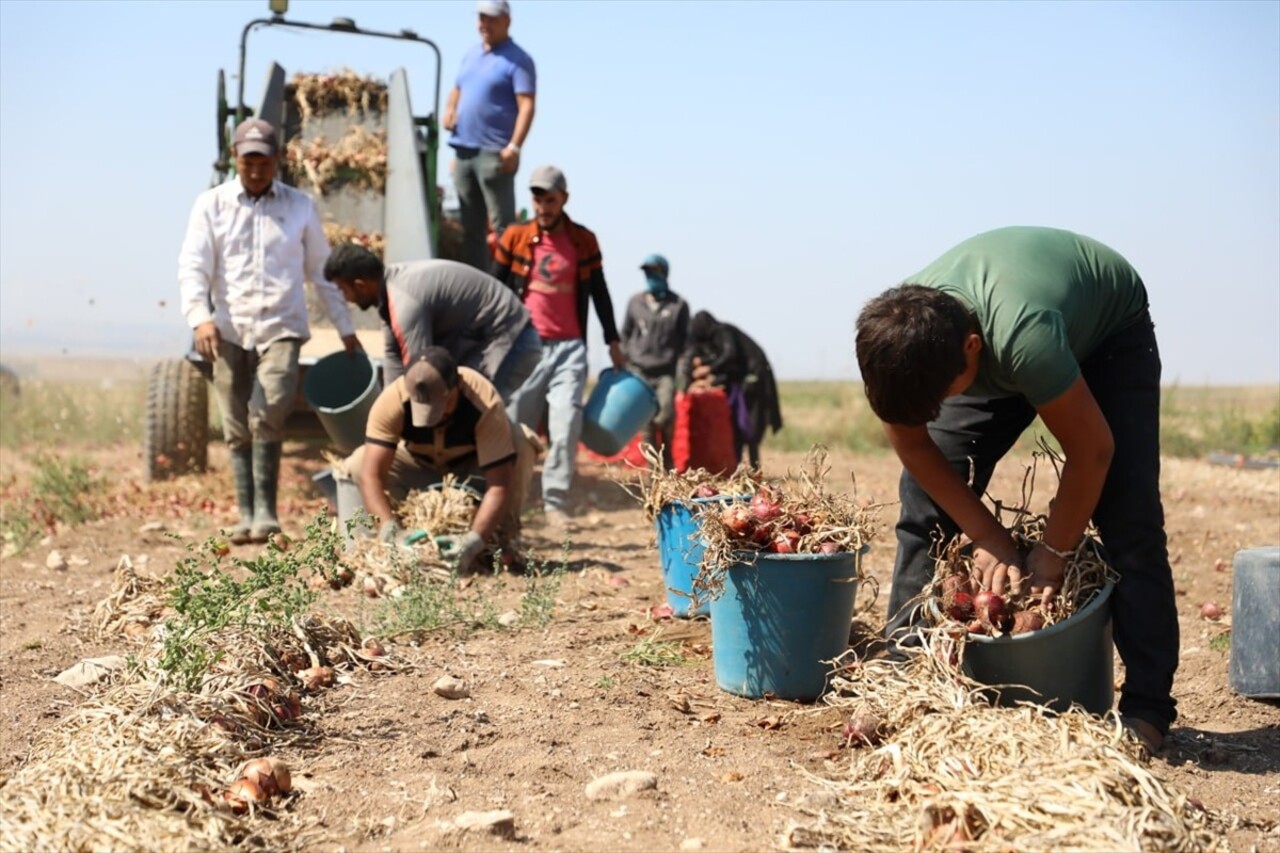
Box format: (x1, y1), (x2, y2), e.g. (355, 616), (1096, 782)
(581, 368), (657, 457)
(958, 581), (1115, 714)
(303, 352), (380, 454)
(709, 549), (863, 700)
(656, 495), (745, 618)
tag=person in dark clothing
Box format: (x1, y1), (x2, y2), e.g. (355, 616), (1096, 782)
(620, 253), (689, 465)
(683, 310), (783, 468)
(854, 226), (1176, 756)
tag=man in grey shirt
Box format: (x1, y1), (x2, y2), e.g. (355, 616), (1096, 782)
(620, 253), (689, 465)
(324, 243), (541, 404)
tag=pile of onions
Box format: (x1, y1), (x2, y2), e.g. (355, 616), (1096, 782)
(713, 486), (849, 555)
(221, 757), (292, 814)
(937, 571), (1047, 637)
(685, 448), (879, 603)
(239, 677), (304, 728)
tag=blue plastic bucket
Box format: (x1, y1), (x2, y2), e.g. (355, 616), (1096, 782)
(656, 495), (746, 618)
(303, 351), (380, 454)
(709, 549), (863, 700)
(957, 581), (1115, 714)
(580, 368), (658, 457)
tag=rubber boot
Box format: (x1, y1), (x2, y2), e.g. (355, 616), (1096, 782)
(229, 447), (254, 545)
(250, 441), (282, 543)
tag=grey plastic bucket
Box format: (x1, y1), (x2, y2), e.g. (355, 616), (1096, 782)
(1230, 546), (1280, 698)
(956, 581), (1116, 715)
(303, 352), (380, 454)
(312, 468), (338, 510)
(335, 475), (374, 549)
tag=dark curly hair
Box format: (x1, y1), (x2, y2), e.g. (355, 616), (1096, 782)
(855, 285), (974, 426)
(323, 242), (384, 283)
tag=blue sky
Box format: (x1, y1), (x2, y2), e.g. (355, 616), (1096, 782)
(1, 0), (1277, 384)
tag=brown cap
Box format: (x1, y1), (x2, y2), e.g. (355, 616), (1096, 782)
(405, 349), (458, 428)
(233, 118), (278, 156)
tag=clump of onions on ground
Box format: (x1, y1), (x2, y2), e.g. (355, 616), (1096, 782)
(220, 757), (292, 814)
(692, 447), (879, 599)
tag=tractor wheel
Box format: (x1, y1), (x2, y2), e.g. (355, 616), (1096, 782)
(144, 359), (209, 482)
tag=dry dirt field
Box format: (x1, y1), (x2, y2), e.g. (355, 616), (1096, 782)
(1, 376), (1278, 851)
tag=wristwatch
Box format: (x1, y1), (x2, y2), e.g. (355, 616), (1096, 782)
(504, 143), (521, 154)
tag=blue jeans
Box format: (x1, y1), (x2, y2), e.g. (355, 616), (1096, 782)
(492, 322), (543, 406)
(884, 313), (1178, 734)
(452, 148), (516, 272)
(508, 339), (587, 513)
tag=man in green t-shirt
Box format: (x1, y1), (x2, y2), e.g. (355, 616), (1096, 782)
(855, 226), (1177, 755)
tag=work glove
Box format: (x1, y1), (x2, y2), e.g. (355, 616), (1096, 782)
(377, 519), (404, 546)
(437, 530), (485, 573)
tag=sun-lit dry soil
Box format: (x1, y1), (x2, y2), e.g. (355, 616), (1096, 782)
(0, 373), (1277, 851)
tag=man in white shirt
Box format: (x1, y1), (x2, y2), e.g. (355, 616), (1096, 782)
(178, 118), (359, 545)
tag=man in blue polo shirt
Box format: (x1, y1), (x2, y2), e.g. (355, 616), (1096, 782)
(443, 0), (537, 271)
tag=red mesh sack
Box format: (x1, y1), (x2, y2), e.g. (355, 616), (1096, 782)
(581, 433), (649, 468)
(671, 389), (736, 475)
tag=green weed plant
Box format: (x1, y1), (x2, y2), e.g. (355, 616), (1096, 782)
(157, 514), (337, 691)
(1, 454), (99, 553)
(621, 633), (688, 668)
(373, 547), (566, 640)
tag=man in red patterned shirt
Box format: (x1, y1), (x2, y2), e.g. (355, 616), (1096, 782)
(491, 165), (625, 528)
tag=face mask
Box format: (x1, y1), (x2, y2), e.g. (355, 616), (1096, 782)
(645, 272), (668, 296)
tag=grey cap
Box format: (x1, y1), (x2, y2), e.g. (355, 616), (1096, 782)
(233, 118), (278, 156)
(477, 0), (510, 15)
(529, 164), (567, 193)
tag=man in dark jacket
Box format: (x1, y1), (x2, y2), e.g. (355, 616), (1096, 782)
(620, 253), (689, 465)
(683, 310), (782, 469)
(491, 164), (625, 527)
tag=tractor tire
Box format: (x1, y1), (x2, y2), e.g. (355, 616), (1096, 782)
(144, 359), (209, 482)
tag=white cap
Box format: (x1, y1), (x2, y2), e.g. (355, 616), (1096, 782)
(477, 0), (510, 16)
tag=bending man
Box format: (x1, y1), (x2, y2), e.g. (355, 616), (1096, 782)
(340, 346), (536, 572)
(324, 244), (541, 404)
(854, 225), (1177, 754)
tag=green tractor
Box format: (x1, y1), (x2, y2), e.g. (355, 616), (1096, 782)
(145, 1), (447, 482)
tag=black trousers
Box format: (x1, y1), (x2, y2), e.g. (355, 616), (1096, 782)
(883, 312), (1179, 734)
